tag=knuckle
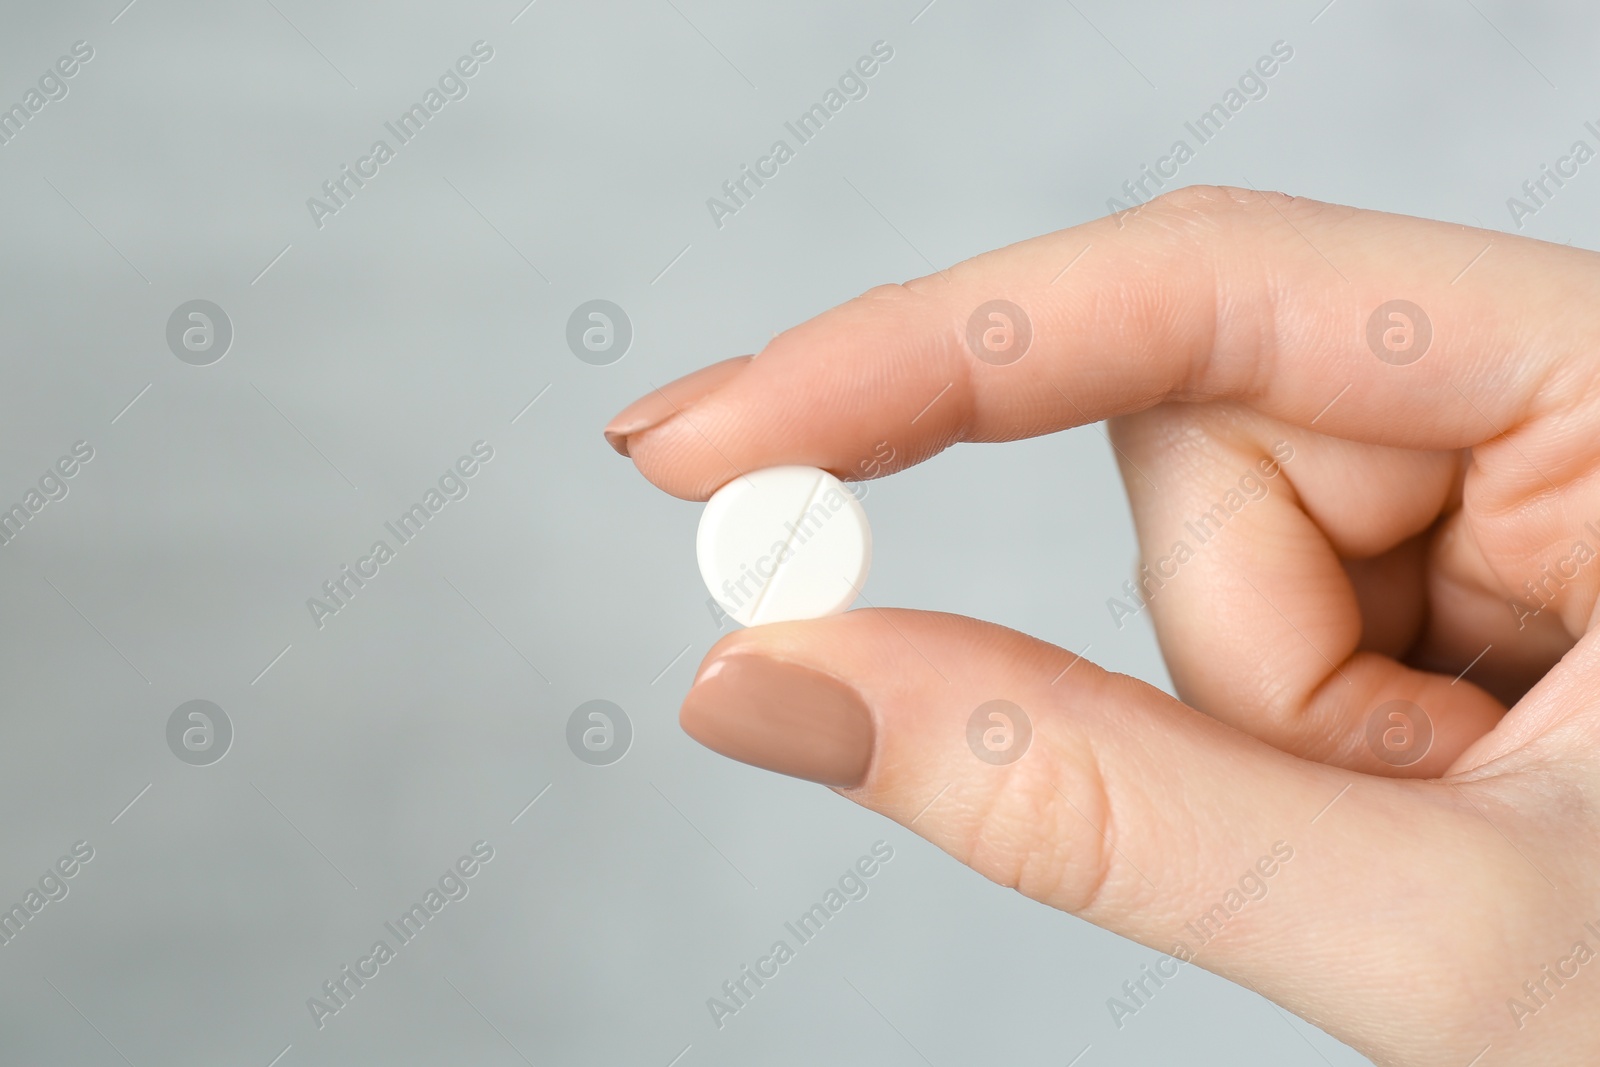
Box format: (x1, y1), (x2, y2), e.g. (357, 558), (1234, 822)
(856, 280), (929, 308)
(813, 282), (931, 343)
(1141, 183), (1315, 239)
(959, 727), (1121, 917)
(1149, 183), (1268, 217)
(1153, 182), (1256, 209)
(1149, 183), (1345, 237)
(765, 282), (924, 354)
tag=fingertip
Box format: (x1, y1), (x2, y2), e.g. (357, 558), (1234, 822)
(602, 354), (754, 463)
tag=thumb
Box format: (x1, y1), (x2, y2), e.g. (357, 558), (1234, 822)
(679, 609), (1531, 1061)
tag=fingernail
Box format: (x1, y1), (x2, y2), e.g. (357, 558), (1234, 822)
(603, 354), (753, 457)
(679, 653), (874, 787)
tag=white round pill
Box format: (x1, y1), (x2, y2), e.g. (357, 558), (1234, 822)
(697, 465), (872, 627)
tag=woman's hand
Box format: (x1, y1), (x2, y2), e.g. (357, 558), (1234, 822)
(605, 185), (1600, 1066)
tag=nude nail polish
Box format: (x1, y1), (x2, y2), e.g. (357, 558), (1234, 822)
(679, 654), (874, 787)
(603, 354), (753, 457)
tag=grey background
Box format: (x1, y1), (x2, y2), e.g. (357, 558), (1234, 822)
(0, 0), (1591, 1063)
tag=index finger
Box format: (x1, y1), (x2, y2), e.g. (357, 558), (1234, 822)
(605, 185), (1600, 502)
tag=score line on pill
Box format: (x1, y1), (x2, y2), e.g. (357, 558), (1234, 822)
(697, 465), (872, 627)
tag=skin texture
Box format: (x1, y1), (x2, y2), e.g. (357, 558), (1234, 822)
(607, 186), (1600, 1065)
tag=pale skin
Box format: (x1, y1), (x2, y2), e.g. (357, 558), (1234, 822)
(610, 186), (1600, 1065)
